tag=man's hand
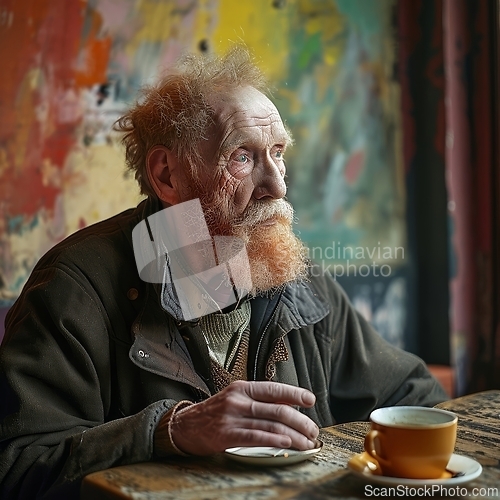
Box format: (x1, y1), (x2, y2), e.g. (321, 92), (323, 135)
(169, 381), (319, 455)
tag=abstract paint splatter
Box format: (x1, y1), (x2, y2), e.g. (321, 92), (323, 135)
(0, 0), (403, 316)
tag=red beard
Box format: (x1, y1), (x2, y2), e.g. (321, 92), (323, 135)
(242, 218), (309, 295)
(197, 193), (309, 296)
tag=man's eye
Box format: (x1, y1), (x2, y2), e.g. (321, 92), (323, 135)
(235, 154), (248, 163)
(275, 150), (283, 159)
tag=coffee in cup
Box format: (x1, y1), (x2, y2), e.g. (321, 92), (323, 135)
(364, 406), (458, 479)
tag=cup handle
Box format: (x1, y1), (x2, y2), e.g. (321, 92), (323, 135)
(364, 430), (391, 473)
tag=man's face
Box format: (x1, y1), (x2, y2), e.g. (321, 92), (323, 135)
(184, 85), (308, 294)
(192, 85), (291, 222)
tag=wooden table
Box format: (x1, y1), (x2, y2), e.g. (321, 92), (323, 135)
(81, 390), (500, 499)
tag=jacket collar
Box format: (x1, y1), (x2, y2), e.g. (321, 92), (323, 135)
(129, 284), (212, 396)
(248, 280), (330, 380)
(129, 274), (330, 392)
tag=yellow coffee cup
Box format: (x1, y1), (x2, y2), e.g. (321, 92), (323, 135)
(364, 406), (458, 479)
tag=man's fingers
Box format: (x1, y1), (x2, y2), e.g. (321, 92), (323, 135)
(239, 381), (316, 407)
(226, 428), (292, 449)
(169, 382), (319, 456)
(247, 400), (319, 441)
(241, 417), (318, 450)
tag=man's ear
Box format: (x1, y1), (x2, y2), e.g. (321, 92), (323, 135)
(146, 145), (181, 206)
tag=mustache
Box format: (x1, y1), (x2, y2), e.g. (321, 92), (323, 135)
(232, 199), (294, 228)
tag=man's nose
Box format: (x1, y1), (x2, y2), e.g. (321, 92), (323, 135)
(252, 154), (287, 200)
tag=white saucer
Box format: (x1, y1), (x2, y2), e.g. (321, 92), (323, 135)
(225, 440), (323, 466)
(347, 452), (482, 486)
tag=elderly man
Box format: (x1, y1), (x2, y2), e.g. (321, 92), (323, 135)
(0, 47), (447, 499)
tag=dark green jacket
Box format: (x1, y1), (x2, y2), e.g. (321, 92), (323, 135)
(0, 198), (447, 499)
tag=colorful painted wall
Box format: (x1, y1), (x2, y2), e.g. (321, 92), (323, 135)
(0, 0), (405, 346)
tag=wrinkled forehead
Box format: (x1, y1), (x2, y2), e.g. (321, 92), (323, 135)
(205, 86), (292, 156)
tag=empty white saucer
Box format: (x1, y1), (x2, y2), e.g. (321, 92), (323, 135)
(225, 440), (323, 466)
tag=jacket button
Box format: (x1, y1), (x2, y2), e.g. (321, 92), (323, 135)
(127, 288), (139, 300)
